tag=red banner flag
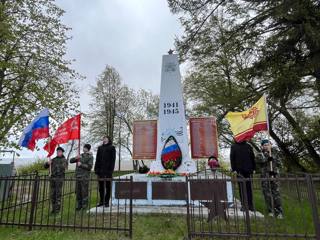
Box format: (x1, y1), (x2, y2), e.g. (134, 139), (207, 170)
(44, 114), (81, 157)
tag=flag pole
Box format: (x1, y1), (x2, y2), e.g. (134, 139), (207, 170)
(77, 113), (81, 165)
(48, 136), (52, 176)
(264, 93), (273, 172)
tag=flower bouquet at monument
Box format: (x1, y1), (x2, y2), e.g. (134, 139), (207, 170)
(159, 168), (177, 178)
(147, 171), (162, 177)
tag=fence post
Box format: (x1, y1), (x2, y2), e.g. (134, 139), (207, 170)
(28, 171), (39, 231)
(305, 174), (320, 239)
(241, 177), (251, 237)
(185, 176), (191, 240)
(129, 176), (133, 239)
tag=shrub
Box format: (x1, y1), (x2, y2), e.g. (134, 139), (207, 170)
(17, 158), (47, 175)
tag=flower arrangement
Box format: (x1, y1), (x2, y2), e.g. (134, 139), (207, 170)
(147, 169), (189, 177)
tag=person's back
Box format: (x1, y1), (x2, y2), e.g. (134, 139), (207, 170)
(230, 141), (255, 211)
(230, 141), (255, 174)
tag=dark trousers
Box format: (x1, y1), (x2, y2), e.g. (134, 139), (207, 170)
(237, 172), (254, 210)
(50, 177), (64, 211)
(76, 178), (89, 208)
(98, 175), (112, 205)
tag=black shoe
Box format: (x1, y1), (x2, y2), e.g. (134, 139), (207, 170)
(249, 207), (255, 212)
(104, 204), (109, 208)
(96, 203), (103, 207)
(76, 206), (82, 211)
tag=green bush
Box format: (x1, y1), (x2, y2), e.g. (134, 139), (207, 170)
(17, 158), (46, 175)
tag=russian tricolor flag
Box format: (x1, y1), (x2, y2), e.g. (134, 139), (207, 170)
(19, 109), (50, 151)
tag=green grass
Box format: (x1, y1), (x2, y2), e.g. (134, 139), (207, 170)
(0, 214), (187, 240)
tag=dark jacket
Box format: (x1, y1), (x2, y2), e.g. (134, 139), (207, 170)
(230, 141), (256, 174)
(94, 143), (116, 177)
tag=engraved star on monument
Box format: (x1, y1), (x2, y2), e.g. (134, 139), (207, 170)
(201, 200), (228, 222)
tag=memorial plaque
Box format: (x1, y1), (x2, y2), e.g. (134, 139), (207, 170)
(152, 182), (187, 200)
(190, 180), (227, 201)
(115, 182), (148, 199)
(132, 120), (157, 160)
(190, 117), (218, 159)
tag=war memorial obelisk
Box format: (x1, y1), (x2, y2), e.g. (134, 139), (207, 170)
(150, 51), (196, 174)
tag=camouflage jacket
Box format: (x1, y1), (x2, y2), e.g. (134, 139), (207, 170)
(70, 152), (93, 178)
(44, 156), (67, 177)
(256, 150), (281, 177)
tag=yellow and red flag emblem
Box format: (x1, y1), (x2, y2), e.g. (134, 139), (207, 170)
(226, 95), (268, 142)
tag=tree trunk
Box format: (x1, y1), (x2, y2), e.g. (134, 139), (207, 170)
(269, 128), (307, 172)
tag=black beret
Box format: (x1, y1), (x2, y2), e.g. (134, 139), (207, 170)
(56, 146), (65, 152)
(84, 144), (91, 151)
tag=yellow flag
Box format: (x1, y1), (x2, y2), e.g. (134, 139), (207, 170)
(226, 95), (269, 142)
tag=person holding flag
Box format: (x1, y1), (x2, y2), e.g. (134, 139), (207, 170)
(70, 143), (93, 211)
(256, 139), (283, 218)
(43, 114), (81, 213)
(44, 146), (67, 214)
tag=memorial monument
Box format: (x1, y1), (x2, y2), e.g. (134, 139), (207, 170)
(108, 51), (232, 207)
(149, 50), (196, 174)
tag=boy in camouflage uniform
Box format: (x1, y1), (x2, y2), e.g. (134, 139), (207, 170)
(44, 147), (67, 214)
(70, 144), (93, 210)
(256, 139), (283, 218)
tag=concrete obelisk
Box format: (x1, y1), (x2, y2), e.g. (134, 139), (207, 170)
(150, 51), (196, 173)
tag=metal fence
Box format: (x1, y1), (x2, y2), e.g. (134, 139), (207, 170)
(186, 170), (320, 239)
(0, 172), (133, 238)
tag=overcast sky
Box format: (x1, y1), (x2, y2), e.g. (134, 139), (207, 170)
(8, 0), (184, 160)
(56, 0), (183, 112)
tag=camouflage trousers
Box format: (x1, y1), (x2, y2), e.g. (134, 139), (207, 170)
(261, 176), (283, 216)
(75, 178), (89, 208)
(50, 177), (64, 212)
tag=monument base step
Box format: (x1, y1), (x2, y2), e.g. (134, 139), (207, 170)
(87, 205), (264, 219)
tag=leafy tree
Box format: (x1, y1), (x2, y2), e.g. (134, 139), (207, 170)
(169, 1), (320, 171)
(88, 65), (122, 142)
(88, 65), (159, 170)
(0, 0), (79, 149)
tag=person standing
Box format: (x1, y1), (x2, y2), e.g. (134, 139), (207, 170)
(230, 140), (256, 211)
(44, 146), (67, 214)
(70, 144), (94, 210)
(256, 139), (283, 218)
(94, 136), (116, 207)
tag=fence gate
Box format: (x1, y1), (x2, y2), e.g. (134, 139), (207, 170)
(0, 173), (133, 238)
(186, 172), (320, 239)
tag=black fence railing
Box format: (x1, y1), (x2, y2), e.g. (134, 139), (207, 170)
(186, 170), (320, 239)
(0, 173), (133, 238)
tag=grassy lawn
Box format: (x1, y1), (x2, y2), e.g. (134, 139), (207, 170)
(0, 214), (187, 240)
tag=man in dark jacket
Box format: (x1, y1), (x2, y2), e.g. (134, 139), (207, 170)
(94, 136), (116, 207)
(230, 140), (256, 211)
